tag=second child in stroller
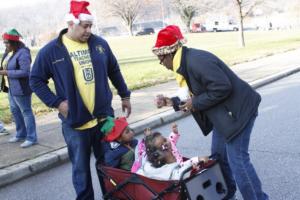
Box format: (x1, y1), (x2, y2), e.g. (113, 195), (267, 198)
(131, 123), (184, 173)
(136, 130), (209, 180)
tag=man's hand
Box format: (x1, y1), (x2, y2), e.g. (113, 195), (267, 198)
(179, 98), (193, 112)
(58, 100), (68, 118)
(122, 99), (131, 118)
(0, 70), (8, 76)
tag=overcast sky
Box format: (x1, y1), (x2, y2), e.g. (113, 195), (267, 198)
(0, 0), (61, 9)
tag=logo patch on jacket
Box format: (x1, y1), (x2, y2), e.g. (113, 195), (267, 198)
(83, 68), (94, 82)
(96, 45), (105, 54)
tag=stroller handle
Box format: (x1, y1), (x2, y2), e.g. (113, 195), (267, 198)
(179, 154), (220, 181)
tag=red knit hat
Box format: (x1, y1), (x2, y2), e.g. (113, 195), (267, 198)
(104, 117), (128, 142)
(152, 25), (186, 56)
(65, 0), (94, 24)
(2, 29), (22, 42)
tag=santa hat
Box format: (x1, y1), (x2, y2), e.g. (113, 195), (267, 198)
(2, 29), (22, 41)
(101, 117), (129, 142)
(152, 25), (186, 56)
(65, 0), (94, 24)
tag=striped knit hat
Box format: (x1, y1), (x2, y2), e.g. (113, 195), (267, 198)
(2, 29), (22, 41)
(152, 25), (186, 56)
(101, 117), (129, 142)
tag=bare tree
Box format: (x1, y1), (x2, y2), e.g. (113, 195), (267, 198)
(234, 0), (263, 47)
(173, 0), (197, 32)
(172, 0), (212, 32)
(107, 0), (141, 36)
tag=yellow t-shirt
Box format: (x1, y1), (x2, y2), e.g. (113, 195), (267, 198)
(62, 35), (97, 130)
(2, 52), (13, 87)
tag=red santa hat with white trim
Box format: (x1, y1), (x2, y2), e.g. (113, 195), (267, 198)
(152, 25), (186, 56)
(65, 0), (94, 24)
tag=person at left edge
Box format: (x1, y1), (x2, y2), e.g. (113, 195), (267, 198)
(29, 1), (131, 199)
(1, 28), (38, 148)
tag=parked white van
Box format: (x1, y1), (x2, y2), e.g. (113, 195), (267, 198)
(205, 20), (239, 32)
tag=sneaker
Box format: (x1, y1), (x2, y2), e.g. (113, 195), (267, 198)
(20, 140), (36, 148)
(8, 136), (24, 143)
(0, 128), (9, 136)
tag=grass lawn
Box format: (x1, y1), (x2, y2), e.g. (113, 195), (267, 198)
(1, 30), (300, 122)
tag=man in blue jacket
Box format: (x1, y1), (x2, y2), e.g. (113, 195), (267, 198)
(153, 25), (268, 200)
(30, 1), (131, 199)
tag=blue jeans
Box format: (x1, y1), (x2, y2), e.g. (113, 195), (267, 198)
(211, 114), (269, 200)
(8, 92), (37, 142)
(0, 121), (4, 131)
(62, 122), (105, 200)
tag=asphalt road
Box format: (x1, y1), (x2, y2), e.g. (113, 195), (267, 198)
(1, 72), (300, 200)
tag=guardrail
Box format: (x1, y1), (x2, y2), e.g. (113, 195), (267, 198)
(118, 55), (157, 64)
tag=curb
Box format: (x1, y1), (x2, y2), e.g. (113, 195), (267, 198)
(1, 66), (300, 188)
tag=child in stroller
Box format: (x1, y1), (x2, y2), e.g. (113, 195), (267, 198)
(136, 131), (209, 180)
(101, 117), (138, 171)
(131, 123), (184, 173)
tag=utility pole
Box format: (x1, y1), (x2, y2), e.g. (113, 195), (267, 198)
(160, 0), (165, 24)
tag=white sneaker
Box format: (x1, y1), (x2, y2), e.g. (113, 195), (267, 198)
(8, 137), (24, 143)
(20, 140), (36, 148)
(0, 128), (9, 136)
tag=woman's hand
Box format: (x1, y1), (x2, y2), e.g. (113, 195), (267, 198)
(155, 94), (173, 108)
(179, 98), (193, 112)
(155, 94), (166, 108)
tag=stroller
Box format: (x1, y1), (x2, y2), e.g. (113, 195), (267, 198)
(97, 156), (228, 200)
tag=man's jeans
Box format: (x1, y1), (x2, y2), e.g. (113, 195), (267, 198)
(8, 92), (37, 142)
(62, 122), (105, 200)
(212, 114), (269, 200)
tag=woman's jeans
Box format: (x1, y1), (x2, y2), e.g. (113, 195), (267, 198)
(212, 114), (269, 200)
(62, 122), (105, 200)
(0, 121), (5, 131)
(8, 92), (37, 142)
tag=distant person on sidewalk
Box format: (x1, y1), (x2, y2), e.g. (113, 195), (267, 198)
(29, 1), (131, 199)
(152, 25), (268, 200)
(0, 29), (37, 148)
(101, 117), (137, 171)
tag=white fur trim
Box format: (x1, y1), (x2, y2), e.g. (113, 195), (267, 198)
(78, 13), (94, 22)
(65, 13), (93, 24)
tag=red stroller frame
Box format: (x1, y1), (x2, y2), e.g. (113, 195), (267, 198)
(97, 157), (228, 200)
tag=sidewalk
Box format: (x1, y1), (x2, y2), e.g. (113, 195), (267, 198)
(1, 48), (300, 187)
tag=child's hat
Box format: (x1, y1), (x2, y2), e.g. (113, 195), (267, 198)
(152, 25), (186, 56)
(101, 117), (128, 142)
(65, 0), (94, 24)
(2, 29), (22, 41)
